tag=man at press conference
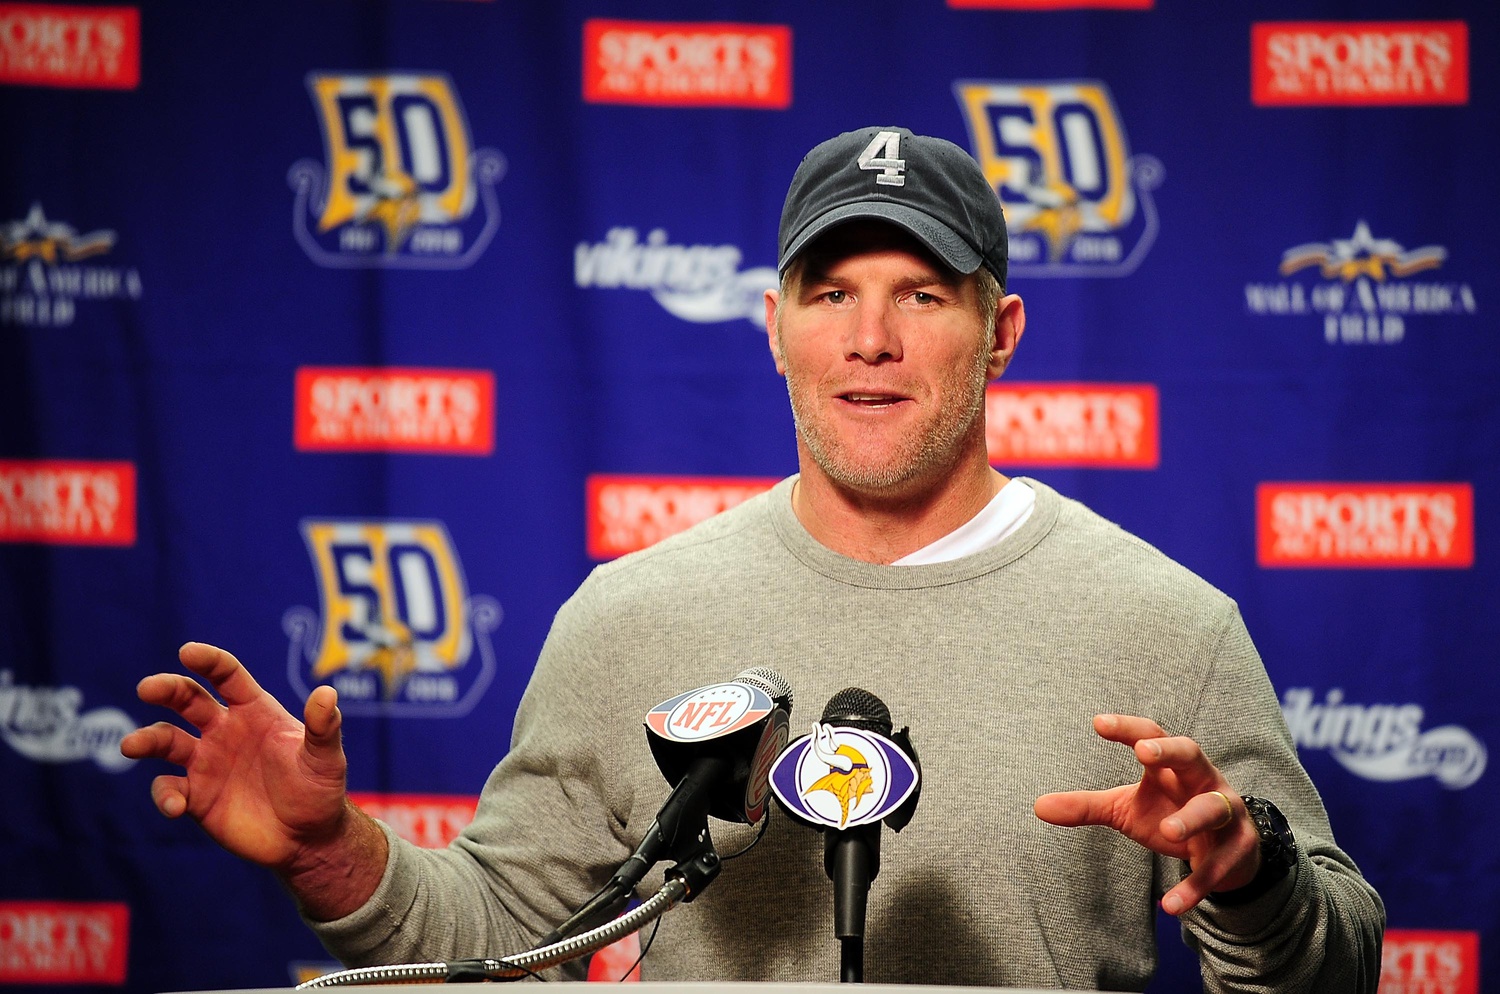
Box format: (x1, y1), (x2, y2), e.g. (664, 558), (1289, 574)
(122, 126), (1383, 991)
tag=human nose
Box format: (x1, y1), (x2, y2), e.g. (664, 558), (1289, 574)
(845, 299), (901, 364)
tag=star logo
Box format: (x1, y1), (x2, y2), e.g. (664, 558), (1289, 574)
(0, 204), (115, 264)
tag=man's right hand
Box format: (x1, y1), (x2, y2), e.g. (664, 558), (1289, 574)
(121, 642), (387, 919)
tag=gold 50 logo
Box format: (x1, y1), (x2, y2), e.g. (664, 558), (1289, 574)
(288, 73), (506, 269)
(283, 520), (501, 716)
(954, 80), (1162, 277)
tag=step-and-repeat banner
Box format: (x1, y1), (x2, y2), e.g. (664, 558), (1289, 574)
(1, 2), (1494, 992)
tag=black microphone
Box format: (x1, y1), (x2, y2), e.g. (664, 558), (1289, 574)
(769, 687), (920, 983)
(541, 667), (793, 944)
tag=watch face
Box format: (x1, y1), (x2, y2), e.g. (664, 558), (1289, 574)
(1244, 795), (1297, 867)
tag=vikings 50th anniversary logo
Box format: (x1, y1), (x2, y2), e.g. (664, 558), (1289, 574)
(770, 723), (920, 829)
(289, 73), (505, 269)
(283, 519), (500, 716)
(955, 80), (1163, 278)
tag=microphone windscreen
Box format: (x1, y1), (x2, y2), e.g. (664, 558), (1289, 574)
(735, 666), (794, 710)
(820, 687), (892, 736)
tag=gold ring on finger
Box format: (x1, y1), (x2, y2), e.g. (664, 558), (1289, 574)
(1208, 790), (1234, 830)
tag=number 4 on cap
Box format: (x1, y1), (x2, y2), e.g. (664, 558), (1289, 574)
(858, 131), (906, 187)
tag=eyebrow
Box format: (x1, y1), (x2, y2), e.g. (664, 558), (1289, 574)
(798, 265), (963, 294)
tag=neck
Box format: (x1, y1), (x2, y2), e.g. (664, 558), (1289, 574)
(791, 450), (1007, 564)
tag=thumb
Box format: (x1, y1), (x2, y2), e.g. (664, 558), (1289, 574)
(302, 685), (344, 760)
(1034, 787), (1122, 828)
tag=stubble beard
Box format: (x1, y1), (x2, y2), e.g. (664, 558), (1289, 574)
(781, 337), (993, 496)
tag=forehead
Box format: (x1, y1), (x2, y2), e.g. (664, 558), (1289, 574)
(795, 220), (955, 280)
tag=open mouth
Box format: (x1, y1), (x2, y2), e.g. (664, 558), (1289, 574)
(838, 391), (908, 409)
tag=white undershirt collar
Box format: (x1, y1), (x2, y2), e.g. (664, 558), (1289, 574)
(891, 478), (1036, 566)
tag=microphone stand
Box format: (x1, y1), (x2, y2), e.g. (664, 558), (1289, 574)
(296, 850), (722, 987)
(827, 822), (880, 983)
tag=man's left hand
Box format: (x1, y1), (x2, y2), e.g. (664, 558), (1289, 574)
(1033, 713), (1262, 916)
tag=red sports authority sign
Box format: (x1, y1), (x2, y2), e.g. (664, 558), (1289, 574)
(586, 474), (776, 559)
(0, 3), (139, 89)
(948, 0), (1150, 7)
(0, 901), (129, 985)
(984, 383), (1158, 468)
(1257, 483), (1474, 568)
(582, 18), (791, 108)
(1252, 21), (1468, 106)
(294, 367), (494, 455)
(1380, 929), (1479, 994)
(348, 793), (478, 849)
(0, 460), (135, 545)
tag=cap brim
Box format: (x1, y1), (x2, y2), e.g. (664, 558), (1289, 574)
(778, 202), (983, 275)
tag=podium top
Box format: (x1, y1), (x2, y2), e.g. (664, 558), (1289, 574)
(165, 984), (1124, 994)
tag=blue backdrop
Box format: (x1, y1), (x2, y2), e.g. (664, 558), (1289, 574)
(1, 2), (1494, 992)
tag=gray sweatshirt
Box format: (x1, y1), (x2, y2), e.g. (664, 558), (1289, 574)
(310, 477), (1383, 991)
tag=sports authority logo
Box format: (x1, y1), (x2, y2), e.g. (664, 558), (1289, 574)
(0, 4), (139, 89)
(0, 460), (135, 545)
(955, 80), (1163, 277)
(1381, 930), (1480, 994)
(770, 724), (920, 829)
(294, 367), (494, 455)
(348, 792), (478, 848)
(1282, 688), (1485, 790)
(1257, 483), (1473, 568)
(586, 474), (776, 559)
(283, 520), (501, 716)
(0, 670), (137, 771)
(1252, 21), (1468, 106)
(0, 204), (143, 328)
(985, 383), (1157, 468)
(574, 226), (776, 326)
(289, 73), (505, 268)
(582, 19), (791, 109)
(1245, 221), (1477, 345)
(0, 902), (129, 985)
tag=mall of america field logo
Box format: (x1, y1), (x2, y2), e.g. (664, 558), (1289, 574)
(0, 204), (143, 328)
(955, 79), (1163, 278)
(1244, 221), (1477, 345)
(289, 73), (505, 268)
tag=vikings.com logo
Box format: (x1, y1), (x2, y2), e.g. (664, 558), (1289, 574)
(283, 519), (500, 717)
(289, 73), (506, 269)
(955, 79), (1163, 278)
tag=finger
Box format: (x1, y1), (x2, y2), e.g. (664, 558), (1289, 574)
(119, 721), (199, 766)
(1161, 790), (1238, 844)
(136, 673), (224, 729)
(302, 685), (345, 768)
(178, 642), (267, 707)
(1161, 839), (1253, 916)
(1034, 785), (1131, 828)
(1134, 735), (1220, 786)
(149, 775), (191, 818)
(1092, 713), (1168, 747)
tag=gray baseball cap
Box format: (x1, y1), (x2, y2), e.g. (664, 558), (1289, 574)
(776, 126), (1008, 288)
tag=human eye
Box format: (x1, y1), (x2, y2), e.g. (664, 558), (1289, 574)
(821, 289), (848, 305)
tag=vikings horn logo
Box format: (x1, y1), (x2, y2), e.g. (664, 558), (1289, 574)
(803, 724), (875, 827)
